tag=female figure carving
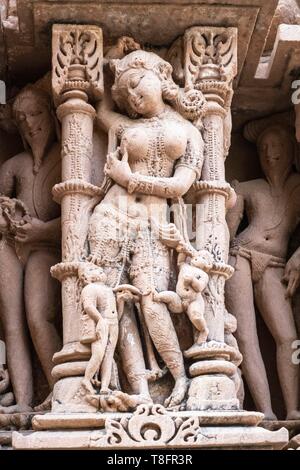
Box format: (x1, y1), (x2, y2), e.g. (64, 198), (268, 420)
(88, 50), (205, 409)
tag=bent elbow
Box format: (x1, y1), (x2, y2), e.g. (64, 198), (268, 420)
(173, 179), (194, 197)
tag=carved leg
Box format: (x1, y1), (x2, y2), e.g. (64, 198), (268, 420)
(83, 320), (109, 394)
(118, 303), (150, 398)
(100, 322), (118, 392)
(25, 250), (62, 388)
(153, 291), (183, 313)
(187, 298), (209, 343)
(89, 206), (151, 406)
(226, 255), (276, 420)
(131, 238), (187, 408)
(0, 245), (33, 413)
(254, 267), (300, 420)
(141, 293), (188, 408)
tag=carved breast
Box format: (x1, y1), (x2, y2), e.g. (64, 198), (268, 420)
(122, 120), (187, 176)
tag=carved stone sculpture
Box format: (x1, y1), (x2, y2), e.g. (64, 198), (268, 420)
(78, 262), (119, 401)
(11, 22), (290, 451)
(226, 121), (300, 420)
(0, 85), (61, 414)
(49, 26), (241, 416)
(87, 47), (207, 411)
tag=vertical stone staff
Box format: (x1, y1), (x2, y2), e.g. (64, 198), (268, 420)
(182, 27), (240, 410)
(50, 24), (103, 412)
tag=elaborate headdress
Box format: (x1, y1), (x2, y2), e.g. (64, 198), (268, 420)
(111, 50), (174, 84)
(110, 49), (206, 121)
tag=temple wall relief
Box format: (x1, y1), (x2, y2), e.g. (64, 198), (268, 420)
(1, 1), (300, 449)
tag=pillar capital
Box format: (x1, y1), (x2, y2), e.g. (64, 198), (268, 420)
(52, 24), (104, 107)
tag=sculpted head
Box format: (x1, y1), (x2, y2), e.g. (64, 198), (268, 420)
(110, 50), (178, 118)
(257, 125), (295, 177)
(190, 249), (213, 272)
(78, 263), (107, 286)
(12, 86), (56, 173)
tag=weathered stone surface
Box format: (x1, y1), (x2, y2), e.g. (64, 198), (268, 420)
(12, 404), (289, 450)
(1, 0), (300, 452)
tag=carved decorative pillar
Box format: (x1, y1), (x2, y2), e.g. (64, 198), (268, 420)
(183, 27), (240, 411)
(50, 24), (103, 412)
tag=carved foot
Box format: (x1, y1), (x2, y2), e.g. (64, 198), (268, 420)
(196, 329), (209, 344)
(262, 411), (278, 421)
(184, 342), (205, 357)
(146, 366), (168, 382)
(286, 410), (300, 420)
(100, 391), (152, 412)
(0, 403), (32, 414)
(34, 392), (52, 412)
(86, 393), (101, 409)
(164, 376), (188, 409)
(91, 377), (101, 388)
(81, 378), (97, 395)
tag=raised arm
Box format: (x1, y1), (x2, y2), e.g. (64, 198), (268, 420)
(226, 181), (245, 240)
(96, 78), (132, 134)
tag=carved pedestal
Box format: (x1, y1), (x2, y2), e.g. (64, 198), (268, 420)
(12, 404), (288, 450)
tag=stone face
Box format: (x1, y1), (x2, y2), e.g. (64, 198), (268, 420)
(0, 0), (300, 451)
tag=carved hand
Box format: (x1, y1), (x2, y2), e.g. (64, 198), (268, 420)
(104, 147), (132, 188)
(158, 223), (182, 248)
(282, 253), (300, 298)
(14, 217), (48, 244)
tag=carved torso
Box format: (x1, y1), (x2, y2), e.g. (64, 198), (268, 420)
(100, 108), (194, 222)
(234, 174), (300, 257)
(82, 283), (117, 321)
(121, 114), (187, 177)
(0, 142), (61, 222)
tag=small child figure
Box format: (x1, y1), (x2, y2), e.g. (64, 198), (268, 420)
(154, 222), (213, 354)
(78, 262), (119, 396)
(154, 249), (213, 351)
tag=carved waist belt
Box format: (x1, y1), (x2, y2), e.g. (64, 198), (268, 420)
(230, 245), (285, 283)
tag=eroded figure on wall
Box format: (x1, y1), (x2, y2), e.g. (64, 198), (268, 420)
(85, 49), (206, 410)
(226, 122), (300, 420)
(0, 86), (61, 413)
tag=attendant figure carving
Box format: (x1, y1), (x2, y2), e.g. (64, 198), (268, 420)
(226, 123), (300, 420)
(0, 86), (61, 413)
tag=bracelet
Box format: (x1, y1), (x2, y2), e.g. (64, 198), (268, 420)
(127, 173), (154, 195)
